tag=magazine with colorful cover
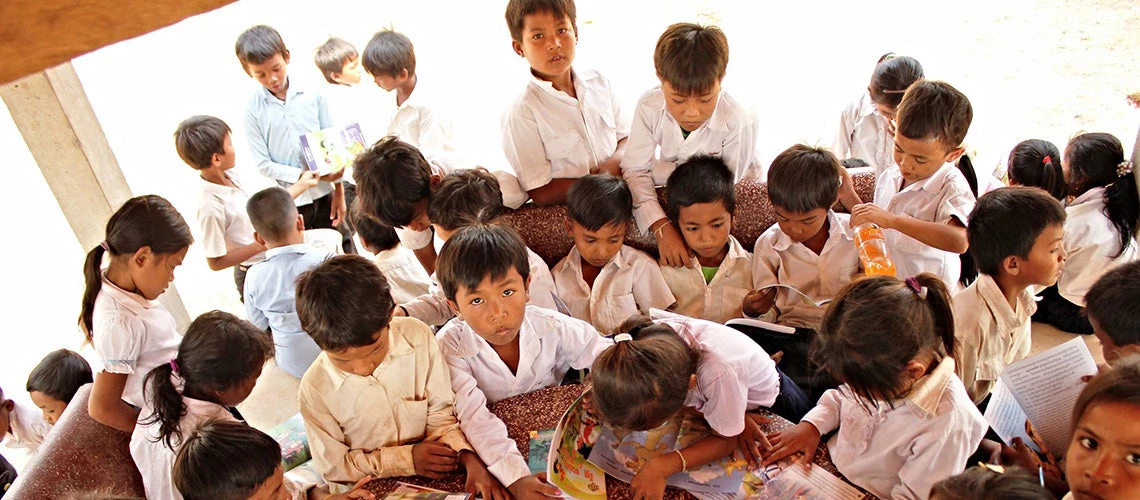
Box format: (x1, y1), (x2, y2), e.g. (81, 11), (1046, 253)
(546, 392), (606, 500)
(269, 413), (311, 472)
(385, 481), (473, 499)
(529, 429), (555, 474)
(300, 123), (367, 176)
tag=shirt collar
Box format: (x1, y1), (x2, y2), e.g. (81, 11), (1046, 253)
(260, 77), (305, 103)
(200, 172), (244, 197)
(528, 69), (580, 100)
(686, 235), (750, 269)
(561, 245), (632, 274)
(321, 324), (415, 391)
(904, 163), (957, 196)
(100, 273), (154, 311)
(904, 356), (956, 417)
(858, 93), (879, 118)
(451, 311), (544, 359)
(974, 274), (1033, 332)
(771, 210), (850, 252)
(1068, 186), (1106, 208)
(263, 243), (310, 259)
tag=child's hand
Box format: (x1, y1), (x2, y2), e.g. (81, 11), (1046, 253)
(318, 476), (375, 500)
(850, 203), (896, 230)
(331, 191), (346, 226)
(742, 288), (777, 318)
(763, 422), (820, 468)
(630, 454), (672, 500)
(460, 451), (509, 500)
(296, 170), (321, 190)
(739, 413), (774, 463)
(320, 169), (345, 182)
(654, 222), (691, 268)
(595, 155), (622, 177)
(509, 473), (563, 500)
(411, 441), (459, 479)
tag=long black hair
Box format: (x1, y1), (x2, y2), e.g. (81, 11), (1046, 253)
(1066, 133), (1139, 257)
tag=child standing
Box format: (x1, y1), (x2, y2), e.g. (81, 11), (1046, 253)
(1063, 357), (1140, 500)
(1007, 139), (1067, 201)
(348, 202), (432, 305)
(620, 23), (759, 268)
(832, 54), (924, 175)
(659, 155), (753, 323)
(551, 175), (674, 333)
(764, 274), (987, 499)
(25, 349), (93, 425)
(131, 311), (273, 500)
(79, 195), (193, 432)
(501, 0), (629, 206)
(1084, 261), (1140, 365)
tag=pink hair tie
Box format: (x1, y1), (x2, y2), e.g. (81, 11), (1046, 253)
(169, 358), (180, 375)
(905, 277), (928, 300)
(1042, 155), (1052, 165)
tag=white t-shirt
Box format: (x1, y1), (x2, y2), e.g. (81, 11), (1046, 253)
(832, 93), (895, 176)
(1059, 186), (1140, 304)
(130, 394), (237, 500)
(197, 173), (263, 266)
(91, 275), (181, 408)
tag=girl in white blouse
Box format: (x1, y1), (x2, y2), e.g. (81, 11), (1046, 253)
(832, 53), (924, 176)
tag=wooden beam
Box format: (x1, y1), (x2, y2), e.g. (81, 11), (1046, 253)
(0, 0), (236, 85)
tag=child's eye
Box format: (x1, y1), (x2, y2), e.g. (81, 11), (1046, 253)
(1080, 437), (1099, 450)
(700, 97), (714, 103)
(672, 98), (686, 105)
(609, 238), (621, 244)
(1128, 453), (1140, 465)
(503, 289), (516, 297)
(470, 298), (484, 306)
(558, 28), (568, 34)
(533, 33), (543, 40)
(686, 226), (698, 232)
(712, 222), (724, 229)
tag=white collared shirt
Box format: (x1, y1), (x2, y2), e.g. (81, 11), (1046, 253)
(372, 247), (433, 305)
(803, 358), (987, 499)
(91, 275), (181, 408)
(1059, 186), (1139, 304)
(386, 78), (462, 172)
(832, 93), (895, 176)
(660, 235), (753, 323)
(244, 78), (335, 206)
(953, 274), (1036, 404)
(501, 69), (629, 191)
(3, 399), (49, 455)
(130, 395), (237, 500)
(752, 211), (861, 329)
(620, 87), (760, 231)
(198, 172), (264, 266)
(873, 163), (976, 290)
(552, 245), (676, 334)
(437, 306), (611, 487)
(322, 83), (390, 185)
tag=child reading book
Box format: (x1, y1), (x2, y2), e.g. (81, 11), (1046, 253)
(25, 349), (93, 426)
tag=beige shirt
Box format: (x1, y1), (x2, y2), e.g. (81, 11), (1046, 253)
(953, 274), (1036, 404)
(298, 317), (471, 492)
(660, 235), (753, 323)
(552, 245), (676, 334)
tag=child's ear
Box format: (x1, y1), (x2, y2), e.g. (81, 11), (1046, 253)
(943, 146), (966, 164)
(903, 359), (928, 383)
(133, 246), (154, 267)
(564, 217), (574, 235)
(398, 68), (409, 81)
(281, 49), (291, 64)
(429, 174), (443, 189)
(446, 298), (461, 319)
(512, 40), (525, 58)
(295, 214), (305, 231)
(329, 71), (344, 84)
(687, 374), (698, 391)
(1003, 255), (1021, 277)
(210, 152), (223, 168)
(253, 232), (266, 246)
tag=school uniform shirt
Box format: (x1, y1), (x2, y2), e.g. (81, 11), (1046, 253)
(1059, 186), (1140, 305)
(752, 211), (860, 329)
(130, 394), (238, 500)
(198, 172), (264, 266)
(832, 93), (895, 176)
(92, 275), (181, 408)
(3, 399), (50, 455)
(620, 87), (760, 231)
(245, 78), (335, 206)
(298, 317), (472, 493)
(386, 78), (461, 172)
(372, 247), (433, 305)
(802, 358), (987, 500)
(660, 235), (753, 323)
(552, 245), (676, 334)
(437, 306), (612, 487)
(243, 244), (332, 378)
(873, 163), (976, 291)
(501, 69), (629, 192)
(952, 273), (1036, 404)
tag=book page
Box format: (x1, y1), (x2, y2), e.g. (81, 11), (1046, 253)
(756, 463), (864, 500)
(983, 379), (1040, 453)
(1000, 337), (1097, 455)
(756, 284), (830, 307)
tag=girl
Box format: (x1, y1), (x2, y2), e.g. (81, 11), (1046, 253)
(130, 310), (273, 500)
(1064, 356), (1140, 500)
(79, 194), (193, 432)
(764, 274), (987, 499)
(590, 314), (810, 499)
(1008, 139), (1067, 201)
(1035, 132), (1139, 334)
(832, 53), (924, 175)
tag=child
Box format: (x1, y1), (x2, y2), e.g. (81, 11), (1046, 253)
(25, 349), (93, 425)
(501, 0), (629, 206)
(954, 187), (1067, 404)
(1, 385), (50, 455)
(1085, 261), (1140, 365)
(1007, 139), (1067, 201)
(348, 201), (432, 305)
(174, 115), (319, 297)
(78, 194), (193, 432)
(763, 274), (987, 499)
(746, 145), (860, 329)
(620, 23), (758, 268)
(131, 311), (273, 500)
(551, 175), (674, 333)
(1035, 132), (1139, 334)
(1064, 356), (1140, 500)
(435, 223), (611, 497)
(929, 466), (1053, 499)
(659, 155), (753, 323)
(846, 80), (979, 291)
(244, 187), (332, 379)
(590, 314), (809, 499)
(294, 255), (500, 496)
(832, 53), (924, 175)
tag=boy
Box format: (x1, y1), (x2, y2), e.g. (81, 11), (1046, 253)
(1, 384), (49, 456)
(1085, 261), (1140, 366)
(25, 349), (93, 425)
(660, 155), (753, 323)
(552, 175), (675, 333)
(348, 201), (432, 305)
(174, 115), (319, 297)
(294, 256), (501, 497)
(501, 0), (629, 206)
(244, 187), (331, 379)
(620, 23), (759, 268)
(435, 224), (610, 498)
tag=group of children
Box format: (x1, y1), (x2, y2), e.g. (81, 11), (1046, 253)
(3, 0), (1140, 499)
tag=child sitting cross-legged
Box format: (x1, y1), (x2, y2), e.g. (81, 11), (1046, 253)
(25, 349), (93, 426)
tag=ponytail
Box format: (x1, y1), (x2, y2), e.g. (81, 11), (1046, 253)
(79, 244), (108, 343)
(957, 154), (979, 286)
(141, 361), (185, 450)
(1105, 166), (1138, 257)
(1066, 133), (1138, 257)
(1008, 139), (1068, 201)
(913, 273), (956, 359)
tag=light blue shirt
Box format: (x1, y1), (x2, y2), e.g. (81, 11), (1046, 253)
(244, 78), (334, 206)
(244, 243), (331, 378)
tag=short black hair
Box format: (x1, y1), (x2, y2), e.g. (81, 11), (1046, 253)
(654, 23), (728, 96)
(427, 169), (504, 231)
(1085, 261), (1140, 348)
(767, 144), (841, 213)
(665, 155), (735, 222)
(869, 54), (924, 109)
(246, 187), (298, 242)
(505, 0), (578, 42)
(967, 187), (1066, 276)
(437, 223), (531, 302)
(26, 349), (92, 404)
(235, 25), (288, 70)
(173, 419), (281, 500)
(361, 29), (416, 78)
(173, 115), (230, 170)
(896, 80), (973, 149)
(353, 135), (434, 227)
(314, 37), (358, 84)
(295, 255), (395, 351)
(349, 201), (399, 252)
(929, 466), (1053, 500)
(566, 175), (632, 231)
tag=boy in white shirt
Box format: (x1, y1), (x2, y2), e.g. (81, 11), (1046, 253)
(1, 385), (50, 457)
(348, 202), (432, 305)
(620, 23), (759, 268)
(552, 175), (675, 333)
(435, 223), (611, 499)
(501, 0), (629, 206)
(659, 155), (753, 323)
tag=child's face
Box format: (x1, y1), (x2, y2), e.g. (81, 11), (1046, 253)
(567, 220), (626, 268)
(246, 464), (289, 500)
(1065, 401), (1140, 500)
(405, 199), (432, 232)
(513, 10), (576, 82)
(661, 80), (721, 133)
(245, 52), (290, 98)
(29, 391), (67, 425)
(892, 134), (963, 184)
(1012, 223), (1066, 287)
(773, 206), (830, 244)
(214, 364), (264, 407)
(677, 201), (731, 264)
(372, 69), (407, 92)
(215, 133), (237, 171)
(130, 246), (189, 300)
(327, 328), (390, 377)
(335, 57), (363, 85)
(449, 268), (530, 347)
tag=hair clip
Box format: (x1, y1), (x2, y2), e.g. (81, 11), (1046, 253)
(169, 358), (181, 375)
(613, 333), (633, 343)
(100, 240), (111, 253)
(1117, 160), (1134, 178)
(904, 277), (928, 300)
(1042, 155), (1052, 165)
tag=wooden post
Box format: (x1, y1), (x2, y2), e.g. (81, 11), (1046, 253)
(0, 63), (191, 330)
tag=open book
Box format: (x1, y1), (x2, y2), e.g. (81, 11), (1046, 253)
(756, 284), (830, 308)
(269, 413), (325, 499)
(547, 392), (606, 500)
(300, 123), (367, 176)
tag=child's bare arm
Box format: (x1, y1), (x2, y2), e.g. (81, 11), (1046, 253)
(286, 170), (321, 199)
(851, 203), (968, 253)
(597, 137), (628, 177)
(88, 372), (139, 433)
(526, 179), (577, 206)
(631, 435), (736, 500)
(206, 242), (264, 271)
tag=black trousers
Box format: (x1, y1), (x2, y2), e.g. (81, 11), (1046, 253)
(1032, 283), (1093, 334)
